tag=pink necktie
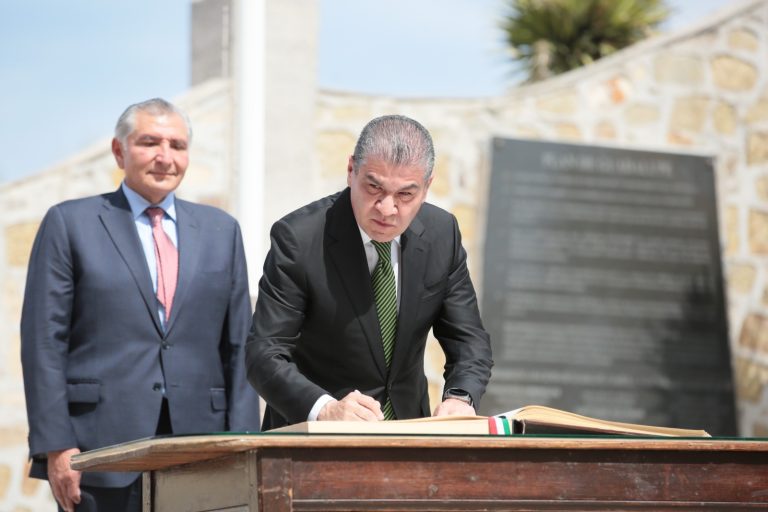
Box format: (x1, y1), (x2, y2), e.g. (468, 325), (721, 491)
(146, 207), (178, 322)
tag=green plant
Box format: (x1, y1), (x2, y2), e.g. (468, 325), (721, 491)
(503, 0), (670, 82)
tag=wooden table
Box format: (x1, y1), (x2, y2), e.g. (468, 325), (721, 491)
(72, 434), (768, 511)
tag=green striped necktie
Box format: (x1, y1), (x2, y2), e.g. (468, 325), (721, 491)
(372, 240), (397, 420)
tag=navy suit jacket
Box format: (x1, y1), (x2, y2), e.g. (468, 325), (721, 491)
(246, 188), (493, 429)
(21, 188), (260, 487)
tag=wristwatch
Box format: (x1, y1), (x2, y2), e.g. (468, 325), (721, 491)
(443, 388), (473, 407)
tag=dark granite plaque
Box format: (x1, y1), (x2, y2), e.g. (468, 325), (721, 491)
(479, 138), (737, 436)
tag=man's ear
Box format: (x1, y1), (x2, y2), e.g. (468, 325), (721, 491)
(111, 138), (125, 169)
(425, 174), (434, 192)
(346, 155), (355, 186)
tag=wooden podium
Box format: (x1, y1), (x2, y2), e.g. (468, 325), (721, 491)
(72, 433), (768, 511)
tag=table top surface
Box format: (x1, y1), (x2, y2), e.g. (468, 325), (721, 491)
(71, 432), (768, 472)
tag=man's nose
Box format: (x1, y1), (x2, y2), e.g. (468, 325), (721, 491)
(155, 143), (172, 163)
(376, 195), (397, 216)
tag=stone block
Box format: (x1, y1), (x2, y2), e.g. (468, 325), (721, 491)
(711, 55), (758, 91)
(667, 131), (694, 146)
(719, 151), (740, 182)
(5, 222), (40, 268)
(451, 203), (477, 245)
(0, 463), (10, 500)
(554, 123), (582, 140)
(746, 98), (768, 124)
(330, 104), (372, 123)
(606, 76), (631, 104)
(748, 209), (768, 254)
(624, 103), (660, 125)
(727, 263), (757, 294)
(514, 126), (541, 138)
(670, 96), (710, 133)
(536, 91), (579, 115)
(594, 120), (616, 140)
(728, 28), (759, 51)
(756, 176), (768, 203)
(654, 54), (705, 85)
(0, 427), (26, 449)
(738, 313), (768, 353)
(713, 101), (737, 134)
(733, 356), (768, 403)
(747, 131), (768, 166)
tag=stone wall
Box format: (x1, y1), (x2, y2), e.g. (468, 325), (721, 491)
(1, 0), (767, 508)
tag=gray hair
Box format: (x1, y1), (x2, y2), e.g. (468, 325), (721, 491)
(352, 115), (435, 180)
(114, 98), (192, 144)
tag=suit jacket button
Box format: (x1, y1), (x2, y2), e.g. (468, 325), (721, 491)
(161, 342), (170, 350)
(152, 383), (162, 391)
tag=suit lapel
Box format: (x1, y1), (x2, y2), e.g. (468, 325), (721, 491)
(165, 200), (201, 335)
(389, 215), (428, 383)
(326, 189), (388, 379)
(99, 190), (163, 334)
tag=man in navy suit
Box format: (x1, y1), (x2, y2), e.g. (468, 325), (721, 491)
(21, 98), (260, 511)
(247, 115), (493, 430)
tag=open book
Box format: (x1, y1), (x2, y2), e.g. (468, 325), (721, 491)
(268, 414), (488, 435)
(490, 405), (710, 437)
(268, 405), (710, 437)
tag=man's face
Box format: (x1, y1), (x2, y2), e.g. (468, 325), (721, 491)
(347, 155), (432, 242)
(112, 111), (189, 204)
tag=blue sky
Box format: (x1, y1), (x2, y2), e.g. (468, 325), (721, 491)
(0, 0), (730, 183)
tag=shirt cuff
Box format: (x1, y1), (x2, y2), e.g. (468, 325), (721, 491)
(308, 394), (336, 421)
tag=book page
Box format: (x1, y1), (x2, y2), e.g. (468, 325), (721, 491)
(495, 405), (709, 437)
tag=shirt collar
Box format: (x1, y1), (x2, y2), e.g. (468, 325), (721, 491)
(121, 182), (177, 222)
(358, 226), (401, 248)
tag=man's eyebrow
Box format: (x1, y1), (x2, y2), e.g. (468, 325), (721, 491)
(135, 134), (187, 144)
(364, 174), (421, 192)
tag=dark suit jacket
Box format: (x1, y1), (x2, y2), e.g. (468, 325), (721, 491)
(246, 188), (492, 429)
(20, 188), (260, 488)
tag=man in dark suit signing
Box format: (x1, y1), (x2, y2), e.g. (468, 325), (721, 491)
(21, 98), (260, 512)
(247, 115), (493, 429)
